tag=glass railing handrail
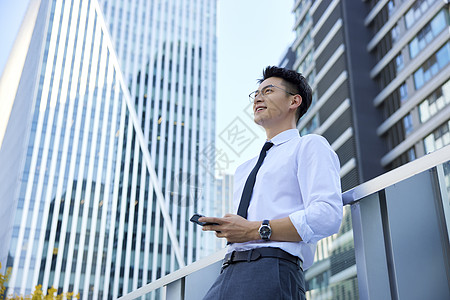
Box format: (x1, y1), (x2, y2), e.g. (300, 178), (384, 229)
(342, 144), (450, 205)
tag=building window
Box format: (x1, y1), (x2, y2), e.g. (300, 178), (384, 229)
(12, 226), (20, 237)
(395, 52), (404, 72)
(387, 121), (405, 149)
(387, 0), (395, 16)
(311, 92), (318, 107)
(296, 13), (311, 37)
(409, 10), (448, 59)
(413, 42), (450, 90)
(295, 1), (310, 24)
(419, 80), (450, 123)
(384, 89), (402, 119)
(407, 147), (416, 161)
(403, 113), (413, 135)
(307, 69), (316, 86)
(296, 33), (312, 59)
(379, 60), (397, 89)
(391, 23), (400, 43)
(19, 256), (25, 268)
(301, 114), (319, 136)
(299, 51), (314, 74)
(405, 0), (436, 29)
(375, 34), (393, 61)
(423, 120), (450, 153)
(399, 82), (408, 103)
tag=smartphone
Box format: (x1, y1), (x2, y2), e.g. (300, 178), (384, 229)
(190, 213), (219, 226)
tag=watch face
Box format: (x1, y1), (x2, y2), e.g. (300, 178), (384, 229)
(260, 226), (270, 237)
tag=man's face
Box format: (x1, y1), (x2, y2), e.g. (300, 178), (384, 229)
(252, 77), (293, 127)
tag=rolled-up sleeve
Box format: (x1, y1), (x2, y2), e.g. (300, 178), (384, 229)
(289, 135), (343, 244)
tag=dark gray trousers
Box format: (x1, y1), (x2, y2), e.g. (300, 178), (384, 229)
(203, 256), (306, 300)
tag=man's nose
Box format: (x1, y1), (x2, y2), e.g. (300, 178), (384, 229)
(253, 93), (264, 103)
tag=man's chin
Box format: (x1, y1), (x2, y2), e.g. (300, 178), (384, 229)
(253, 117), (263, 126)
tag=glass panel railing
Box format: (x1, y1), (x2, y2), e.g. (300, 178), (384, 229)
(119, 146), (450, 300)
(305, 205), (359, 299)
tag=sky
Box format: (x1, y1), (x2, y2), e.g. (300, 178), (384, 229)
(216, 0), (295, 174)
(0, 0), (295, 174)
(0, 0), (30, 74)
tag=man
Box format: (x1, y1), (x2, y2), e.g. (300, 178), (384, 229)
(200, 66), (342, 299)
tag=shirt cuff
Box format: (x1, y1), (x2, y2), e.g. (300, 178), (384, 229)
(289, 210), (314, 244)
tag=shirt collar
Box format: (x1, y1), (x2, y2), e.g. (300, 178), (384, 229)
(268, 129), (300, 146)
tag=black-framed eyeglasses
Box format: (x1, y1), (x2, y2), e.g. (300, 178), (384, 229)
(248, 84), (296, 102)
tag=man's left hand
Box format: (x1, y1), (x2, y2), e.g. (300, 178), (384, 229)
(199, 214), (260, 243)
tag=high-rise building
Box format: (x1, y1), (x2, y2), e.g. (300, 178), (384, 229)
(291, 0), (450, 299)
(213, 173), (233, 249)
(293, 0), (383, 193)
(98, 0), (217, 226)
(0, 0), (217, 298)
(293, 0), (450, 195)
(214, 174), (233, 218)
(98, 0), (218, 268)
(368, 0), (450, 169)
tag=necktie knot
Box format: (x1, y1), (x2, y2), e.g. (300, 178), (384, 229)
(262, 141), (274, 152)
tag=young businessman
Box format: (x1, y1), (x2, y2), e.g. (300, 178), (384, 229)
(201, 66), (342, 299)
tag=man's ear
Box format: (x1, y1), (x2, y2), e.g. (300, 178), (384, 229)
(290, 95), (302, 109)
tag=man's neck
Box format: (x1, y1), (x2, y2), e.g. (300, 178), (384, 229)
(265, 125), (296, 140)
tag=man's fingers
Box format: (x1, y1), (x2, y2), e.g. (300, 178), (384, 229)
(198, 216), (222, 224)
(202, 224), (220, 231)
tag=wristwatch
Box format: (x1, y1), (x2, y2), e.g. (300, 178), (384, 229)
(259, 220), (271, 241)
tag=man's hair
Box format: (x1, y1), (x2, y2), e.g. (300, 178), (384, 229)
(258, 66), (312, 123)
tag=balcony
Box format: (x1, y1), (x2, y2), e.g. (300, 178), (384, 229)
(119, 145), (450, 300)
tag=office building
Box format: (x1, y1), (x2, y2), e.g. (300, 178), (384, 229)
(279, 46), (297, 70)
(291, 0), (449, 299)
(98, 0), (218, 274)
(0, 0), (217, 298)
(369, 0), (450, 168)
(293, 0), (450, 193)
(214, 174), (233, 218)
(213, 173), (233, 248)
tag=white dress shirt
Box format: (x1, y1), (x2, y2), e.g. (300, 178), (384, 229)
(229, 129), (343, 269)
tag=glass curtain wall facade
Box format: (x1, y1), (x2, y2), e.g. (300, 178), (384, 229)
(99, 0), (218, 267)
(291, 0), (450, 299)
(0, 0), (216, 299)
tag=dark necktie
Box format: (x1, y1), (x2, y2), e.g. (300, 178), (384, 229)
(237, 141), (274, 219)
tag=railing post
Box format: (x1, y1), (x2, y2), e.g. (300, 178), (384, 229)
(165, 277), (184, 300)
(351, 193), (392, 300)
